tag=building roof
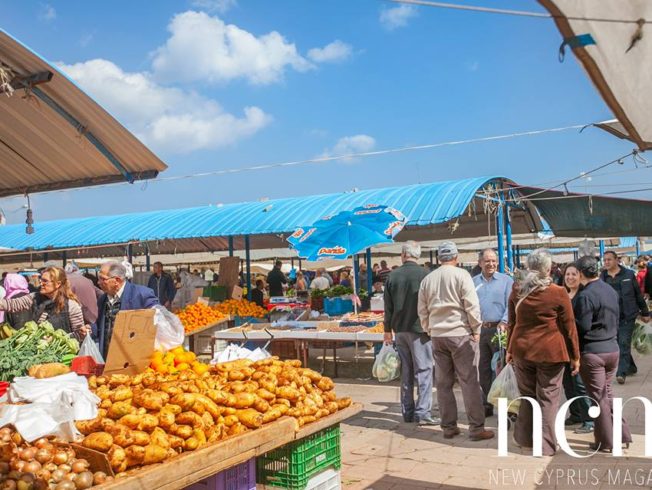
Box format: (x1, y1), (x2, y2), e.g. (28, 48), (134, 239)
(0, 29), (166, 198)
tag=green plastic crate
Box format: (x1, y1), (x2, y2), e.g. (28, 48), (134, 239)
(202, 285), (227, 302)
(256, 425), (341, 490)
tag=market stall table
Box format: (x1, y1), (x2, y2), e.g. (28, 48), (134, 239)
(185, 317), (231, 353)
(93, 404), (363, 490)
(213, 325), (384, 376)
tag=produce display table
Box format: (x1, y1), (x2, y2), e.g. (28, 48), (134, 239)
(94, 404), (363, 490)
(213, 327), (384, 376)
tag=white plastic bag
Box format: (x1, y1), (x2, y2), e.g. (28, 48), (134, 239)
(79, 334), (105, 364)
(372, 344), (401, 382)
(153, 305), (185, 351)
(488, 363), (521, 414)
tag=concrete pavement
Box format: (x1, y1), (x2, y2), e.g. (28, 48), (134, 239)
(330, 349), (652, 490)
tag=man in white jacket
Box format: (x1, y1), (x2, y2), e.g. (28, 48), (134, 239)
(418, 242), (494, 441)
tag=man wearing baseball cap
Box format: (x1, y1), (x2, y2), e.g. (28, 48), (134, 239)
(418, 241), (494, 441)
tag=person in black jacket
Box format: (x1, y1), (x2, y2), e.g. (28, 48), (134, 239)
(601, 251), (650, 384)
(266, 261), (287, 297)
(575, 256), (632, 452)
(251, 280), (265, 309)
(384, 241), (439, 426)
(147, 262), (176, 309)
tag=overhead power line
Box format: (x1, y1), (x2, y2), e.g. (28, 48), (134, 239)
(20, 123), (587, 196)
(388, 0), (652, 24)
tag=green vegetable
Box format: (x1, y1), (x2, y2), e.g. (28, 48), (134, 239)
(491, 330), (508, 349)
(0, 320), (80, 381)
(325, 285), (354, 298)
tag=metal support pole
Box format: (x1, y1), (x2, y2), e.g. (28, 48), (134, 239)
(353, 257), (360, 293)
(228, 237), (234, 257)
(515, 245), (521, 268)
(573, 250), (579, 261)
(145, 249), (151, 272)
(496, 203), (505, 273)
(127, 244), (133, 264)
(429, 250), (433, 265)
(365, 248), (373, 292)
(504, 202), (513, 273)
(291, 258), (295, 269)
(435, 251), (440, 265)
(599, 240), (605, 258)
(43, 253), (48, 263)
(245, 236), (252, 301)
(636, 238), (641, 257)
(299, 258), (302, 270)
(62, 251), (67, 268)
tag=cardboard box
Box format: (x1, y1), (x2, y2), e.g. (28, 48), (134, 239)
(104, 309), (157, 375)
(231, 285), (243, 301)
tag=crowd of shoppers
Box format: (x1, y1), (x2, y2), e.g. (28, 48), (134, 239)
(381, 243), (648, 455)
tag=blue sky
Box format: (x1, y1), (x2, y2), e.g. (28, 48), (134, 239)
(1, 0), (647, 224)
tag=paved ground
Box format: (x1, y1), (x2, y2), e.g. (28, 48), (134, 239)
(319, 346), (652, 490)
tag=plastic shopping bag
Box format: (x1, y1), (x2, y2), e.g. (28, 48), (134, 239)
(372, 344), (401, 383)
(153, 305), (185, 351)
(633, 320), (652, 355)
(79, 334), (105, 364)
(487, 363), (521, 414)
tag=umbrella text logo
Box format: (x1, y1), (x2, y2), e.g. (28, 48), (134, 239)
(318, 246), (346, 255)
(355, 209), (383, 215)
(291, 228), (304, 239)
(497, 396), (652, 457)
(299, 228), (316, 242)
(384, 221), (404, 236)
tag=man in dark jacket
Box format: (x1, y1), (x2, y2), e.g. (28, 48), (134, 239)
(267, 261), (287, 297)
(96, 261), (159, 359)
(147, 262), (176, 309)
(601, 251), (650, 384)
(384, 241), (439, 426)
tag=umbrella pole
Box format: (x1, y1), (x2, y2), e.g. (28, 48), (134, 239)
(352, 256), (358, 315)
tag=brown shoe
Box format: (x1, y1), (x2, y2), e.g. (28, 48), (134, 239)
(470, 430), (495, 441)
(443, 427), (461, 439)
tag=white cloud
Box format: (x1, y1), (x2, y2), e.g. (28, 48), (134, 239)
(151, 11), (313, 85)
(39, 3), (56, 22)
(379, 4), (418, 30)
(57, 59), (272, 154)
(320, 135), (376, 162)
(466, 61), (480, 72)
(191, 0), (237, 13)
(307, 40), (353, 63)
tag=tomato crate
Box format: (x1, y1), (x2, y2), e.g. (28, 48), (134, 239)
(256, 425), (341, 490)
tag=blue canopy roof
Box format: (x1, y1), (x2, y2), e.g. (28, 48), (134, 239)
(0, 176), (535, 259)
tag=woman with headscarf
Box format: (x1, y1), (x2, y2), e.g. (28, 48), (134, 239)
(2, 273), (32, 329)
(506, 249), (580, 456)
(0, 267), (88, 339)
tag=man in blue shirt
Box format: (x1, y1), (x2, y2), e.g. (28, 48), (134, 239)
(472, 249), (513, 417)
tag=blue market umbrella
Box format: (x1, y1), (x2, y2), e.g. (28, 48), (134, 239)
(287, 205), (407, 262)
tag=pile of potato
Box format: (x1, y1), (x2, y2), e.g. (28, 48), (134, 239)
(76, 358), (351, 475)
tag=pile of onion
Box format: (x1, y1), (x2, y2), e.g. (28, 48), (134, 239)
(0, 428), (112, 489)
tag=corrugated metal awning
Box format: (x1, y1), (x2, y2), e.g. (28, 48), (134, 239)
(0, 176), (544, 262)
(0, 30), (167, 197)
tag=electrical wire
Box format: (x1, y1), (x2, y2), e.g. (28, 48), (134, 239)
(20, 123), (587, 196)
(388, 0), (652, 24)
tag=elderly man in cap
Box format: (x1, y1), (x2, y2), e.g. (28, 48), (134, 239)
(418, 242), (494, 441)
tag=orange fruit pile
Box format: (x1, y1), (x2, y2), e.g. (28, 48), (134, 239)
(213, 299), (267, 318)
(149, 346), (210, 375)
(177, 302), (227, 333)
